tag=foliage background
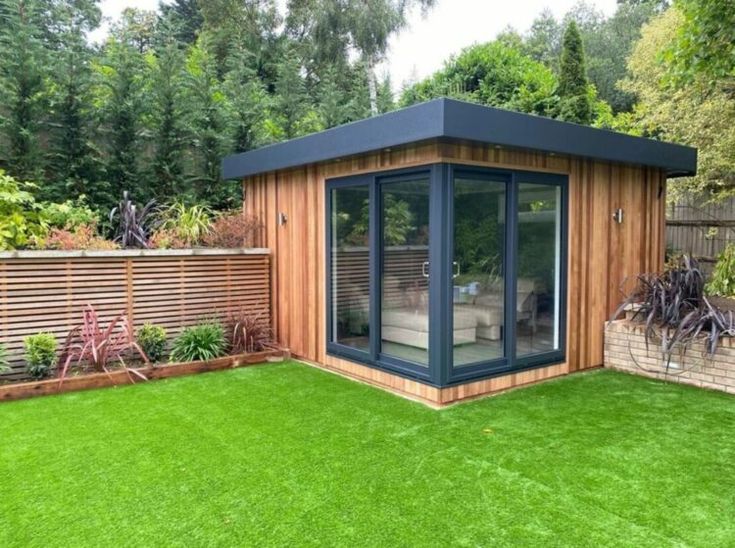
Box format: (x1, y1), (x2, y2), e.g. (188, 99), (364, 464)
(0, 0), (731, 212)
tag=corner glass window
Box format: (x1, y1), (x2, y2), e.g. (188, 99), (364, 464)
(326, 164), (567, 386)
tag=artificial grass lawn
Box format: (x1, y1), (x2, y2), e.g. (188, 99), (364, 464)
(1, 363), (734, 547)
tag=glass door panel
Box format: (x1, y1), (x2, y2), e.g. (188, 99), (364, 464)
(452, 175), (507, 368)
(329, 185), (371, 351)
(380, 177), (431, 366)
(516, 183), (562, 356)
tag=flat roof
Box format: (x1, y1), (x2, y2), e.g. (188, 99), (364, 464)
(222, 98), (697, 179)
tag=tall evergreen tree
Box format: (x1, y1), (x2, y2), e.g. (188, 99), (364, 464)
(223, 46), (269, 153)
(158, 0), (203, 46)
(375, 74), (395, 114)
(183, 39), (228, 202)
(0, 0), (50, 181)
(94, 39), (149, 201)
(273, 50), (320, 139)
(45, 0), (107, 204)
(557, 21), (592, 125)
(316, 66), (352, 128)
(148, 35), (186, 200)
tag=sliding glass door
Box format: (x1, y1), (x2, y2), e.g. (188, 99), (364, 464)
(379, 176), (431, 367)
(516, 182), (563, 358)
(329, 181), (371, 354)
(447, 167), (566, 381)
(451, 172), (508, 368)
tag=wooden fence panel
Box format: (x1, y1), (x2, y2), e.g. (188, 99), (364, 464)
(667, 195), (735, 266)
(0, 250), (271, 380)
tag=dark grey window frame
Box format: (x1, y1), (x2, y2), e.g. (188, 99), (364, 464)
(326, 162), (568, 388)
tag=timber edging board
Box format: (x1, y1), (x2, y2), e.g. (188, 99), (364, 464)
(0, 350), (285, 402)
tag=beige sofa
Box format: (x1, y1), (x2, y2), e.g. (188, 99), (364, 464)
(456, 279), (538, 341)
(382, 307), (478, 350)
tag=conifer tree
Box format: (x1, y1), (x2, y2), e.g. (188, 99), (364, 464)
(183, 39), (228, 201)
(557, 20), (593, 124)
(223, 47), (268, 153)
(0, 0), (49, 181)
(148, 34), (186, 200)
(158, 0), (203, 46)
(45, 0), (106, 204)
(94, 39), (148, 201)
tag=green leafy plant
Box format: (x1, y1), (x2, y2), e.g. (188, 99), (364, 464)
(349, 195), (414, 246)
(109, 191), (158, 248)
(0, 343), (10, 374)
(706, 243), (735, 298)
(0, 170), (45, 250)
(24, 333), (58, 380)
(160, 202), (212, 247)
(137, 323), (167, 363)
(40, 198), (99, 231)
(169, 321), (226, 363)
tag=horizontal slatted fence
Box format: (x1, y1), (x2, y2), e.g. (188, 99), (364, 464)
(0, 250), (271, 380)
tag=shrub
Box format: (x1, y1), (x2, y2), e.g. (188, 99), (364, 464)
(202, 211), (262, 248)
(109, 191), (158, 248)
(60, 305), (149, 382)
(224, 308), (273, 353)
(24, 333), (58, 380)
(137, 323), (167, 363)
(0, 170), (45, 250)
(148, 227), (189, 249)
(0, 344), (10, 374)
(169, 321), (227, 363)
(39, 223), (119, 251)
(706, 243), (735, 298)
(40, 199), (99, 231)
(159, 202), (212, 247)
(614, 255), (735, 363)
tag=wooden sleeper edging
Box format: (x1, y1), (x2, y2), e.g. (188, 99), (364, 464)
(0, 349), (285, 403)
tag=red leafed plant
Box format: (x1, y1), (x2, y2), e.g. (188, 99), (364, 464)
(59, 305), (150, 385)
(224, 308), (274, 354)
(202, 211), (262, 248)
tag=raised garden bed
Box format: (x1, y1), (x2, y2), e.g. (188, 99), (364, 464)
(0, 348), (288, 403)
(605, 318), (735, 395)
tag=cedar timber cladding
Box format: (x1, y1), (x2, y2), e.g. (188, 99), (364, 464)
(243, 140), (667, 403)
(0, 251), (270, 380)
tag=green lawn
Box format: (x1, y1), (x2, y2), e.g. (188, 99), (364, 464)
(1, 362), (734, 547)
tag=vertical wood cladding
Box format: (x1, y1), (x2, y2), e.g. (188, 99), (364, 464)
(244, 140), (666, 403)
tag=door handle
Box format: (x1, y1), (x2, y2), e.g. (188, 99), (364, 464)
(422, 261), (429, 278)
(453, 261), (460, 279)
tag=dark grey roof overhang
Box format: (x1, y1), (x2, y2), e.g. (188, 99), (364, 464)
(222, 98), (697, 179)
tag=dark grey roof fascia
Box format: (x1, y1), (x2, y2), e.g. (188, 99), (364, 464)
(441, 100), (697, 176)
(222, 98), (697, 179)
(222, 99), (445, 180)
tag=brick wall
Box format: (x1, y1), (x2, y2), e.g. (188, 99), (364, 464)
(604, 319), (735, 395)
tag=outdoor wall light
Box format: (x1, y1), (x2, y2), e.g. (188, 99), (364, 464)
(612, 208), (624, 224)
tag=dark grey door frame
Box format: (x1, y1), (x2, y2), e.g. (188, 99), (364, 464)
(325, 162), (568, 388)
